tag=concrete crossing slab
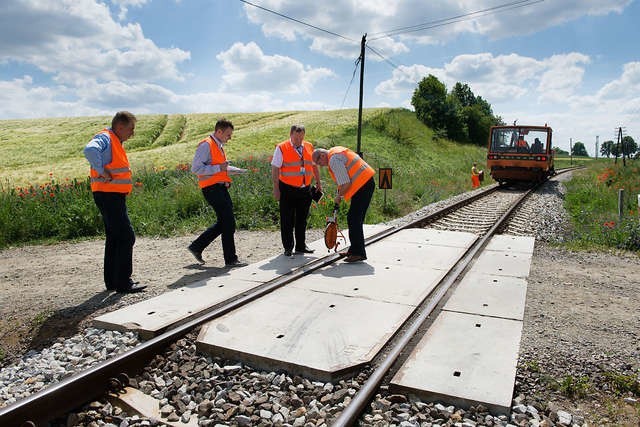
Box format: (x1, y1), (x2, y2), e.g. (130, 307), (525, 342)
(390, 234), (533, 414)
(93, 225), (391, 336)
(292, 262), (446, 306)
(197, 286), (414, 380)
(443, 271), (527, 320)
(471, 248), (532, 278)
(390, 311), (522, 415)
(93, 277), (259, 339)
(197, 229), (478, 379)
(485, 234), (535, 254)
(385, 228), (477, 248)
(364, 240), (472, 271)
(229, 224), (391, 282)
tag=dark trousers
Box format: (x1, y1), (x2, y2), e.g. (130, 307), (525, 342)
(93, 191), (135, 291)
(190, 184), (237, 264)
(279, 181), (312, 251)
(347, 178), (375, 257)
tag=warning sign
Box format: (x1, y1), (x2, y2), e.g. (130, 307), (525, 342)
(378, 168), (392, 189)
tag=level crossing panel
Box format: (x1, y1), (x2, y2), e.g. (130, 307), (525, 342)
(197, 228), (476, 380)
(92, 225), (390, 337)
(391, 235), (534, 414)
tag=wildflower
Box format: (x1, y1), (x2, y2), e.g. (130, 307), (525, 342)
(603, 221), (616, 229)
(135, 182), (143, 187)
(50, 193), (55, 198)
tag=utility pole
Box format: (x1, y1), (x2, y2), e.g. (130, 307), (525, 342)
(595, 135), (599, 160)
(620, 126), (626, 167)
(356, 34), (366, 158)
(570, 138), (573, 165)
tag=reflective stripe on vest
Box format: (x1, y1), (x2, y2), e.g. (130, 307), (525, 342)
(328, 146), (375, 200)
(197, 136), (231, 188)
(278, 140), (313, 187)
(89, 129), (133, 194)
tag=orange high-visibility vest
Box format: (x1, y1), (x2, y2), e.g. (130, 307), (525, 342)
(197, 136), (231, 188)
(327, 146), (375, 200)
(277, 140), (314, 187)
(89, 129), (133, 194)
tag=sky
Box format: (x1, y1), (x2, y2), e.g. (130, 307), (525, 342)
(1, 0), (639, 155)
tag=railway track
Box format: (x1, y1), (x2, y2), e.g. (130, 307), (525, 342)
(0, 173), (573, 426)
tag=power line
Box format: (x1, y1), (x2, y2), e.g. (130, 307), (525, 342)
(340, 57), (361, 108)
(366, 45), (402, 71)
(369, 0), (543, 40)
(238, 0), (356, 43)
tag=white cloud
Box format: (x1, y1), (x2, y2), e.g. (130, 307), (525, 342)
(375, 64), (437, 98)
(242, 1), (632, 53)
(0, 0), (190, 84)
(0, 76), (102, 118)
(216, 42), (334, 94)
(374, 51), (640, 154)
(110, 0), (149, 21)
(597, 61), (640, 100)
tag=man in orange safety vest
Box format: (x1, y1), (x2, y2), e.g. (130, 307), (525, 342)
(271, 124), (322, 257)
(84, 111), (146, 294)
(312, 147), (375, 263)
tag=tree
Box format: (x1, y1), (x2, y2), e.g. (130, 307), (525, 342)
(463, 104), (494, 146)
(411, 75), (447, 131)
(622, 135), (637, 158)
(554, 147), (569, 155)
(451, 82), (476, 107)
(413, 76), (500, 145)
(443, 92), (468, 143)
(571, 141), (589, 157)
(600, 140), (614, 158)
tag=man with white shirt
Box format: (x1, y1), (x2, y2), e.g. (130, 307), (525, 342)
(271, 124), (322, 256)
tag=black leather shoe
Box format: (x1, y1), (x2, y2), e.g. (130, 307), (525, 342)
(225, 259), (248, 268)
(188, 246), (205, 264)
(116, 283), (147, 293)
(344, 254), (367, 263)
(106, 278), (140, 291)
(295, 246), (315, 254)
(284, 249), (293, 257)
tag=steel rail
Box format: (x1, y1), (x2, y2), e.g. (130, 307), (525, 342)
(331, 184), (539, 426)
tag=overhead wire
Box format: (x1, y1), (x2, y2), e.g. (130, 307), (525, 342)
(238, 0), (544, 106)
(368, 0), (543, 40)
(340, 57), (361, 108)
(237, 0), (357, 43)
(238, 0), (365, 108)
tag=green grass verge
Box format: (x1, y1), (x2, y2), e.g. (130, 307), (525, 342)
(1, 108), (639, 253)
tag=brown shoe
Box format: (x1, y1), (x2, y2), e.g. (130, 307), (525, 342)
(344, 254), (366, 263)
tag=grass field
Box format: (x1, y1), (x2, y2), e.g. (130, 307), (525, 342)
(0, 108), (487, 247)
(1, 108), (638, 252)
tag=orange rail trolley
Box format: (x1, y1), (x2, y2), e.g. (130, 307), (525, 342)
(486, 124), (555, 185)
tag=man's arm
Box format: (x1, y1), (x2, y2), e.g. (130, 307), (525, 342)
(271, 165), (281, 201)
(191, 142), (222, 175)
(83, 134), (111, 179)
(312, 164), (322, 191)
(270, 146), (283, 201)
(329, 154), (351, 204)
